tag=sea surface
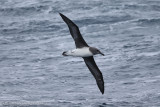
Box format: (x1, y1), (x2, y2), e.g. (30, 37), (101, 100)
(0, 0), (160, 107)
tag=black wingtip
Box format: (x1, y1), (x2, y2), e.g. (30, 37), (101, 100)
(101, 90), (104, 94)
(97, 80), (104, 94)
(59, 13), (63, 17)
(59, 13), (65, 20)
(59, 13), (67, 21)
(59, 13), (77, 27)
(100, 87), (104, 95)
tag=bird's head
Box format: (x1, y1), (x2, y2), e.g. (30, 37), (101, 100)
(89, 47), (104, 56)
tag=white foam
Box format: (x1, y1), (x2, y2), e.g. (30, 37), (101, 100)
(138, 51), (160, 57)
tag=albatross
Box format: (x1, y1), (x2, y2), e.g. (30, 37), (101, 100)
(60, 13), (105, 94)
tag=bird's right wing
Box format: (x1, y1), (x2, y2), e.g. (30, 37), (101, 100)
(83, 56), (104, 94)
(59, 13), (89, 48)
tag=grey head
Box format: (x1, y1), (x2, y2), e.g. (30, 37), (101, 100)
(89, 47), (104, 56)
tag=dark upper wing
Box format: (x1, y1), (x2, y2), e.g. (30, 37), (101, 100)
(83, 56), (104, 94)
(59, 13), (89, 48)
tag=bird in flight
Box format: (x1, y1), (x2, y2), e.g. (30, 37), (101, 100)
(60, 13), (105, 94)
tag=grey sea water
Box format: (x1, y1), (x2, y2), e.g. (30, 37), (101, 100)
(0, 0), (160, 107)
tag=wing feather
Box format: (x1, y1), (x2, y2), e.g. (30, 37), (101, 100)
(83, 56), (104, 94)
(59, 13), (89, 48)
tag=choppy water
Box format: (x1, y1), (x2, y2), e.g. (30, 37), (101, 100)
(0, 0), (160, 107)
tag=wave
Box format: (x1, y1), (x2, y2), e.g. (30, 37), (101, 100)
(0, 20), (61, 35)
(124, 4), (160, 11)
(0, 5), (49, 16)
(124, 4), (148, 11)
(135, 18), (160, 26)
(150, 5), (160, 11)
(75, 14), (133, 27)
(138, 51), (160, 57)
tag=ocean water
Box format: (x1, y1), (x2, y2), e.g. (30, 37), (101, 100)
(0, 0), (160, 107)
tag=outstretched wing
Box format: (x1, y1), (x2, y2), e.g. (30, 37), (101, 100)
(59, 13), (89, 48)
(83, 56), (104, 94)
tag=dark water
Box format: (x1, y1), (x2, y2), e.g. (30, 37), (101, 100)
(0, 0), (160, 107)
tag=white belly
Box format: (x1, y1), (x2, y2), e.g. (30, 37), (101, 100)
(66, 47), (93, 57)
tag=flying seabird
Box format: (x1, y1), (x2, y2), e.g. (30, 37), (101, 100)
(60, 13), (105, 94)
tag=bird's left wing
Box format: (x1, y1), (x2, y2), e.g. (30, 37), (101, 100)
(83, 56), (104, 94)
(59, 13), (89, 48)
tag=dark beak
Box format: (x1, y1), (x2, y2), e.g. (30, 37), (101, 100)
(99, 51), (105, 56)
(62, 51), (68, 56)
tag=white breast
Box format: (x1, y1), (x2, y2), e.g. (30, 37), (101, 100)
(66, 47), (93, 57)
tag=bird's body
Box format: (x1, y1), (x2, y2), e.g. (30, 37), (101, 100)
(63, 47), (93, 57)
(60, 13), (105, 94)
